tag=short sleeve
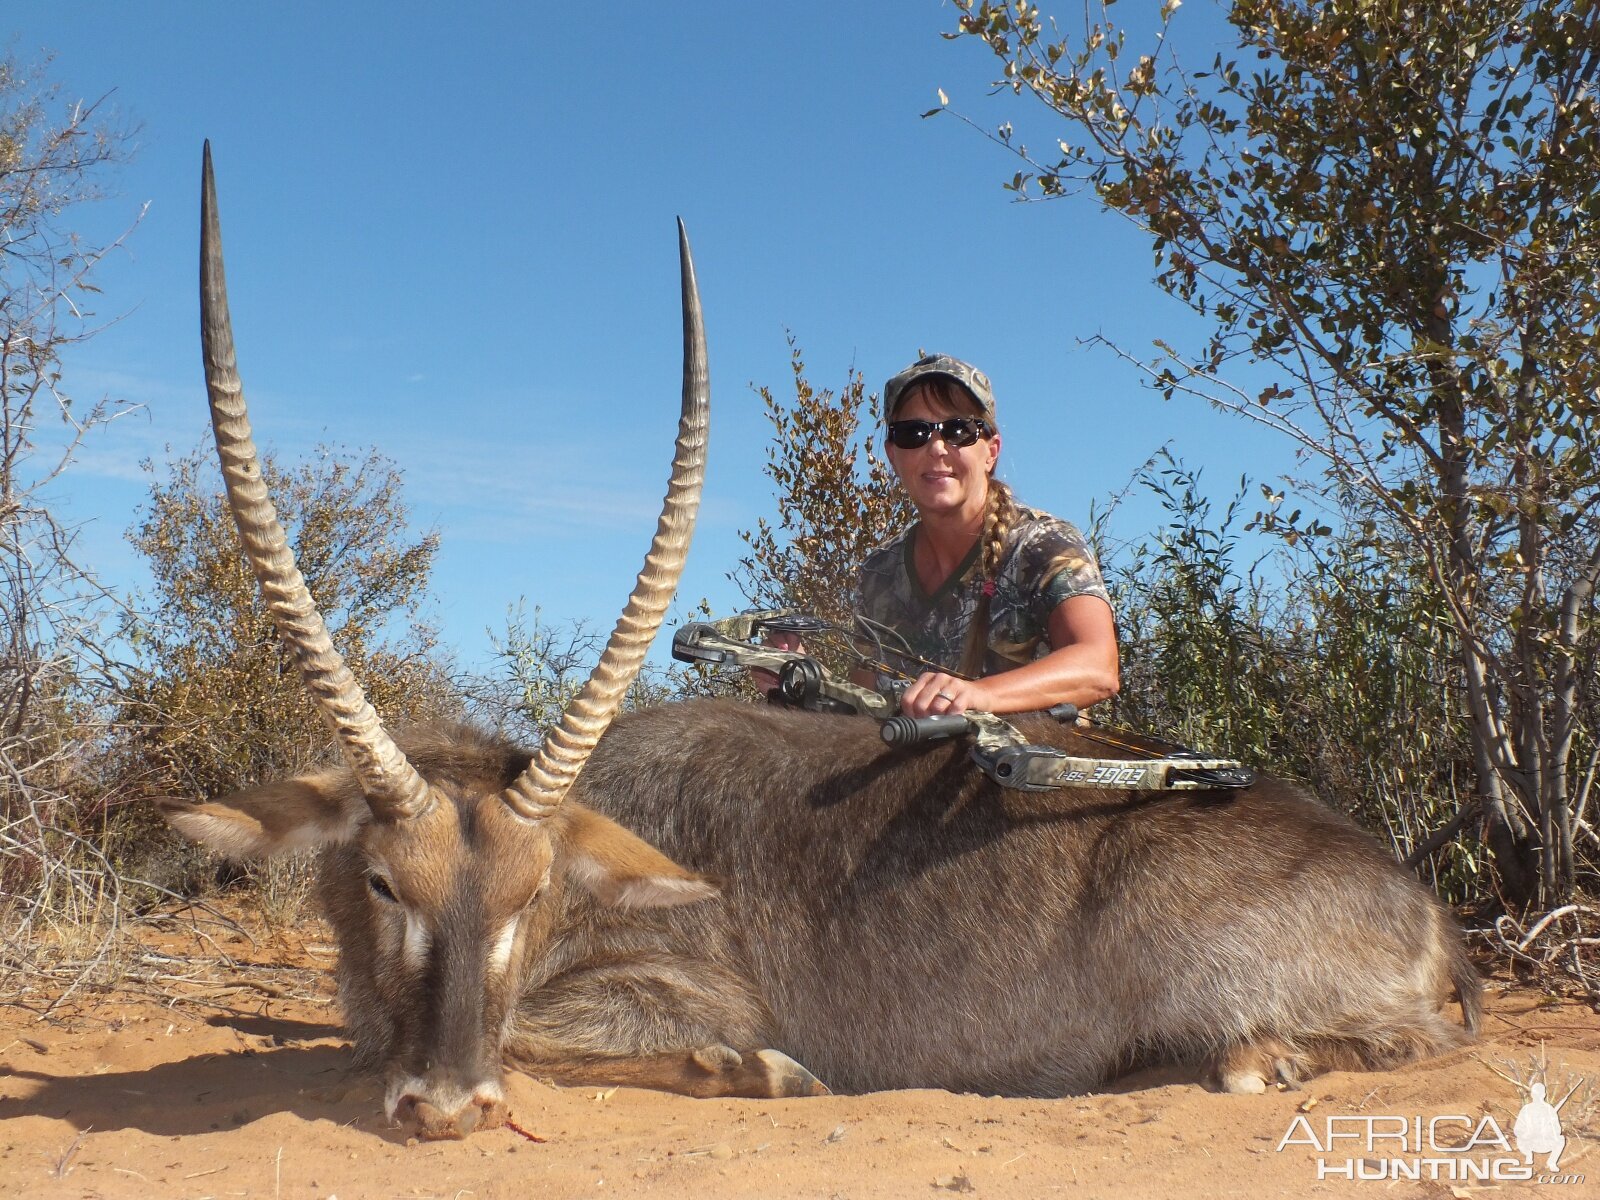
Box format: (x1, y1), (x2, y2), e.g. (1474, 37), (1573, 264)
(850, 537), (904, 658)
(1018, 518), (1111, 625)
(853, 542), (893, 627)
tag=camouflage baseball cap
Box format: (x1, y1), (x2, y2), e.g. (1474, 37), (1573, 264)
(883, 354), (997, 426)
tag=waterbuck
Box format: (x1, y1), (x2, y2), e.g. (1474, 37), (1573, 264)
(165, 146), (1480, 1141)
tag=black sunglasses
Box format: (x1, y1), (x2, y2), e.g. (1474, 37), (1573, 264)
(886, 417), (991, 450)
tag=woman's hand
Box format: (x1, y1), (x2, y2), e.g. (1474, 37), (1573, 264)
(899, 671), (991, 717)
(749, 630), (807, 695)
(896, 597), (1120, 716)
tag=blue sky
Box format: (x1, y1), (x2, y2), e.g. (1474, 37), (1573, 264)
(12, 2), (1294, 670)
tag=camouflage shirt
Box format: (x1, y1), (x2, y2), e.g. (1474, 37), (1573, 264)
(853, 506), (1111, 684)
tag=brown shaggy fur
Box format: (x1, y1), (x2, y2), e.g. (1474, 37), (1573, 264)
(170, 701), (1479, 1133)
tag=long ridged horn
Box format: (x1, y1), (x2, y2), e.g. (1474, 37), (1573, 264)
(501, 220), (709, 821)
(199, 142), (431, 822)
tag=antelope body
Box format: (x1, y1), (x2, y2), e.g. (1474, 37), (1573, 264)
(165, 147), (1479, 1141)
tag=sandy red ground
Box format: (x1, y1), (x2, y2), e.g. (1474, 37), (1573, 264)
(2, 908), (1596, 1200)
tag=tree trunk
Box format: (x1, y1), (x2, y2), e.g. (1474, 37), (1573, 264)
(1479, 784), (1538, 908)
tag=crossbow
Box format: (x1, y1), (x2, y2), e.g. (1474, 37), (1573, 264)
(671, 611), (1254, 793)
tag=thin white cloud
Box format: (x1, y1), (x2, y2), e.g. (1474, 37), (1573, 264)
(66, 366), (194, 408)
(56, 358), (732, 551)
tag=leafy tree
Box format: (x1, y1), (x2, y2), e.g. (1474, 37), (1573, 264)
(949, 0), (1600, 904)
(1109, 453), (1289, 760)
(0, 56), (137, 937)
(1108, 455), (1483, 899)
(460, 600), (730, 745)
(735, 337), (911, 678)
(112, 445), (453, 821)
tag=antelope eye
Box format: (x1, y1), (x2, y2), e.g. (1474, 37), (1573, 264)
(367, 873), (398, 903)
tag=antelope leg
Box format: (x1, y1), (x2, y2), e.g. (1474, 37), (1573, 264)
(507, 1044), (829, 1098)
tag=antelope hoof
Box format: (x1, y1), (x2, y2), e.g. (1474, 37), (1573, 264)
(1271, 1057), (1303, 1091)
(1220, 1070), (1269, 1095)
(1214, 1037), (1303, 1094)
(755, 1048), (830, 1097)
(691, 1044), (744, 1072)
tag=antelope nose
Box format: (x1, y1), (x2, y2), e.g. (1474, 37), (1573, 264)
(395, 1088), (509, 1141)
(411, 1096), (470, 1141)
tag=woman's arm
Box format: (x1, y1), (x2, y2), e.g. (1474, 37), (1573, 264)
(898, 593), (1119, 717)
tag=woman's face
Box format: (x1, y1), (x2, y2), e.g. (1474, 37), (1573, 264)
(886, 383), (1001, 521)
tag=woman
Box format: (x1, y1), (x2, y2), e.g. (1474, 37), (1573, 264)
(768, 353), (1119, 719)
(855, 353), (1119, 717)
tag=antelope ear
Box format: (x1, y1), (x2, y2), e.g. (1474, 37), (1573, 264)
(558, 803), (718, 909)
(159, 769), (367, 859)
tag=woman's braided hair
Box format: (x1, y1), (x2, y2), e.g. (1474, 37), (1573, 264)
(893, 376), (1015, 679)
(960, 475), (1018, 678)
